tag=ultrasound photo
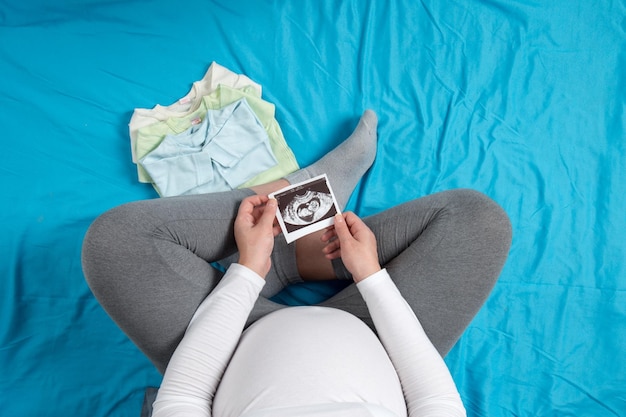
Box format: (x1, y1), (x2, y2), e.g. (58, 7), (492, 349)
(269, 174), (340, 243)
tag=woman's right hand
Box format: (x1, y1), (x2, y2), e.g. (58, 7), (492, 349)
(234, 195), (280, 278)
(322, 212), (381, 282)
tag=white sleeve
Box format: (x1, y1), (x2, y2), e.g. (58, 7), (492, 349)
(152, 263), (265, 417)
(357, 269), (467, 417)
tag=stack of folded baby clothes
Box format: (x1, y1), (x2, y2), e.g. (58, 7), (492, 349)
(128, 62), (299, 197)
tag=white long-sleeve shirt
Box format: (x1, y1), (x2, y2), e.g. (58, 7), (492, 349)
(152, 264), (466, 417)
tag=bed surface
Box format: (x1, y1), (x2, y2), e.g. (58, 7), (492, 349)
(1, 0), (625, 416)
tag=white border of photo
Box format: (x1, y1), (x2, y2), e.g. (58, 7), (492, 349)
(269, 174), (341, 243)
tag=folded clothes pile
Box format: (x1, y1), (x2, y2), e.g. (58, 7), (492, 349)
(129, 62), (299, 196)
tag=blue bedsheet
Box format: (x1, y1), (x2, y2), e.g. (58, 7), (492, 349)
(1, 0), (625, 416)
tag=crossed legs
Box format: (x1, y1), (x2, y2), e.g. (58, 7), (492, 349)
(82, 110), (377, 373)
(82, 111), (511, 374)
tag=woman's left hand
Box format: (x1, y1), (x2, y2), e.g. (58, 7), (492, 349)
(234, 195), (280, 278)
(321, 212), (381, 282)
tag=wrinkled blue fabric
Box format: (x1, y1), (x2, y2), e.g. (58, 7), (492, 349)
(1, 0), (625, 416)
(139, 99), (277, 196)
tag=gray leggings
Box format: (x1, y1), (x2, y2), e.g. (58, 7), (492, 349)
(82, 188), (511, 374)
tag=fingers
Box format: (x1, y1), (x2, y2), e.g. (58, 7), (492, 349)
(333, 212), (353, 242)
(259, 198), (277, 228)
(247, 194), (270, 206)
(237, 195), (276, 225)
(334, 211), (368, 242)
(322, 238), (341, 259)
(327, 212), (380, 282)
(322, 212), (355, 260)
(238, 194), (269, 216)
(324, 212), (360, 253)
(234, 195), (277, 278)
(321, 226), (335, 242)
(343, 211), (367, 231)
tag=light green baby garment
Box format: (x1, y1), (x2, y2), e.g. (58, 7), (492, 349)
(135, 84), (299, 189)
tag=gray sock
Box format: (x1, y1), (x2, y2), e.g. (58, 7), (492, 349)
(284, 109), (378, 209)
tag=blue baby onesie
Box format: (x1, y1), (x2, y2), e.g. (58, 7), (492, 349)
(139, 98), (277, 196)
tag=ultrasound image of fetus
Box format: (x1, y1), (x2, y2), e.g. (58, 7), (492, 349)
(281, 190), (335, 226)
